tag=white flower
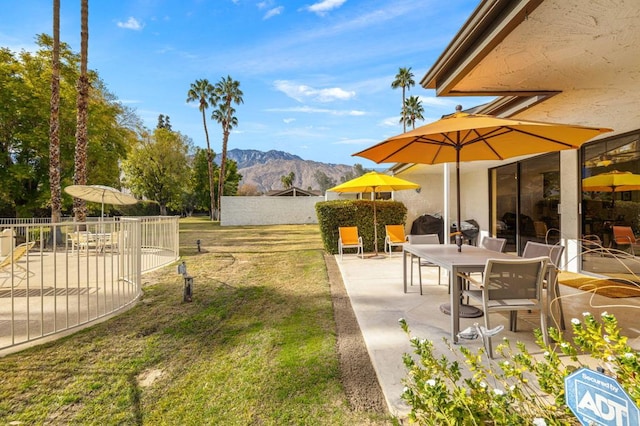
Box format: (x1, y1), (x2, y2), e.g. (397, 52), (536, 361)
(502, 361), (510, 366)
(426, 379), (436, 387)
(398, 318), (405, 323)
(607, 355), (615, 361)
(624, 353), (636, 359)
(582, 311), (591, 317)
(571, 318), (581, 325)
(544, 351), (550, 357)
(510, 385), (516, 392)
(604, 335), (611, 343)
(480, 381), (487, 388)
(561, 342), (569, 348)
(403, 386), (409, 393)
(601, 311), (609, 317)
(533, 418), (547, 426)
(493, 388), (504, 396)
(420, 339), (427, 345)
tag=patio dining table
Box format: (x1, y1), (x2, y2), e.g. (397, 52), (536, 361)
(403, 244), (517, 343)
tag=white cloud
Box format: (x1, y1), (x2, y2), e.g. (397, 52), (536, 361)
(274, 80), (355, 103)
(117, 17), (144, 30)
(268, 105), (364, 116)
(305, 0), (347, 15)
(283, 118), (296, 124)
(333, 137), (378, 145)
(264, 6), (284, 20)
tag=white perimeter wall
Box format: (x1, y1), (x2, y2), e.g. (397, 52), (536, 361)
(220, 196), (324, 226)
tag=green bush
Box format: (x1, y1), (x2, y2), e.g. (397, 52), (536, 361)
(315, 199), (407, 254)
(399, 313), (640, 425)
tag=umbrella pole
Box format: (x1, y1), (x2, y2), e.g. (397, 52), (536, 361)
(456, 148), (462, 252)
(373, 197), (378, 255)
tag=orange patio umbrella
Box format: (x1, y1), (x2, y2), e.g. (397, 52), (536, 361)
(353, 106), (612, 251)
(328, 171), (420, 256)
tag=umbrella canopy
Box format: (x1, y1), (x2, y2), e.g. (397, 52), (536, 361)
(65, 185), (137, 218)
(353, 106), (613, 251)
(582, 170), (640, 192)
(328, 172), (420, 256)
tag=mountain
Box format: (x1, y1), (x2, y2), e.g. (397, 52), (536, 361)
(223, 149), (359, 193)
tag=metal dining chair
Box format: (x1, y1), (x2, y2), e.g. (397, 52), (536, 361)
(407, 234), (443, 295)
(480, 236), (507, 253)
(462, 256), (550, 358)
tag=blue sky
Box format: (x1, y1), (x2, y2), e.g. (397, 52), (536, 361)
(1, 0), (492, 167)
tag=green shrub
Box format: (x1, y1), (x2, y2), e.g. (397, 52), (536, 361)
(399, 312), (640, 425)
(315, 199), (407, 254)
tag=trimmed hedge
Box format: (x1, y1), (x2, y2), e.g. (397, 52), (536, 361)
(316, 199), (408, 254)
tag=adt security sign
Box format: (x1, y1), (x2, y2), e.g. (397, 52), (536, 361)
(565, 367), (639, 426)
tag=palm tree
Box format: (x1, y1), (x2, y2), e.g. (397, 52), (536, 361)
(402, 95), (424, 130)
(391, 67), (415, 133)
(281, 172), (295, 189)
(212, 76), (243, 221)
(187, 79), (216, 220)
(49, 0), (62, 226)
(73, 0), (89, 222)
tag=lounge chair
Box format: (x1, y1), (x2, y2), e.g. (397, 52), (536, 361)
(338, 226), (364, 260)
(0, 241), (36, 287)
(384, 224), (408, 256)
(66, 231), (98, 254)
(612, 226), (640, 255)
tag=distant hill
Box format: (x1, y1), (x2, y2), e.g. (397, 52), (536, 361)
(221, 149), (360, 193)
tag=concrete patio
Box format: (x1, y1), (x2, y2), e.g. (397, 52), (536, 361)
(334, 251), (640, 418)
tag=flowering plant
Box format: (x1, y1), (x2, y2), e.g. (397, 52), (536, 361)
(399, 312), (639, 425)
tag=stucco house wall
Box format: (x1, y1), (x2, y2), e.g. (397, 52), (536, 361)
(220, 196), (323, 226)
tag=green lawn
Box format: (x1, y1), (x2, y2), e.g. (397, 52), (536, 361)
(0, 217), (391, 425)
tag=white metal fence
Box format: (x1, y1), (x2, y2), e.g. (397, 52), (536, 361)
(0, 216), (179, 355)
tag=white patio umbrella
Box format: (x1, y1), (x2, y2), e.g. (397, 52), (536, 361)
(65, 185), (137, 218)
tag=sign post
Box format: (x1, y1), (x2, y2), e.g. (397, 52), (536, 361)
(565, 367), (640, 426)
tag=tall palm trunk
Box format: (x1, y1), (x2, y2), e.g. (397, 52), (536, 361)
(49, 0), (62, 225)
(217, 129), (228, 221)
(74, 0), (89, 222)
(201, 109), (215, 220)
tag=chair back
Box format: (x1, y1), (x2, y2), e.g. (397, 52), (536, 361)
(483, 256), (548, 302)
(408, 234), (440, 245)
(480, 236), (507, 253)
(534, 221), (548, 239)
(339, 227), (360, 245)
(612, 226), (637, 244)
(385, 225), (406, 244)
(522, 241), (565, 269)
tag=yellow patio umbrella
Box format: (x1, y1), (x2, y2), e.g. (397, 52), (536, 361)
(353, 106), (612, 251)
(328, 171), (420, 256)
(582, 170), (640, 192)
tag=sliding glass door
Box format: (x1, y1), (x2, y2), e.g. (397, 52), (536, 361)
(491, 153), (560, 254)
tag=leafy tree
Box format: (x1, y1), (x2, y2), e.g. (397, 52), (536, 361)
(237, 183), (261, 196)
(0, 36), (131, 218)
(49, 0), (62, 224)
(73, 0), (89, 222)
(391, 67), (415, 133)
(314, 170), (336, 193)
(281, 171), (295, 189)
(401, 95), (424, 130)
(122, 128), (191, 215)
(186, 79), (216, 219)
(212, 75), (243, 221)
